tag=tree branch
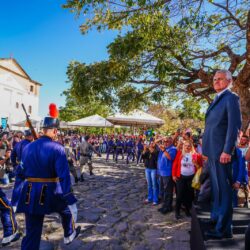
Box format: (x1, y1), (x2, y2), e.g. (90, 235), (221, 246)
(186, 81), (213, 103)
(133, 85), (160, 100)
(129, 79), (166, 85)
(190, 46), (229, 59)
(109, 0), (171, 15)
(210, 1), (245, 30)
(235, 10), (250, 85)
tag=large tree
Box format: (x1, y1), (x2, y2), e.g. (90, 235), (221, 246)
(63, 0), (250, 128)
(148, 102), (205, 134)
(59, 90), (111, 121)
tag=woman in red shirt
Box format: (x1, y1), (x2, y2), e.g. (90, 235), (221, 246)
(172, 140), (202, 219)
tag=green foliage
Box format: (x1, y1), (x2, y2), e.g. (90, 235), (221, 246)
(59, 90), (111, 121)
(147, 104), (204, 134)
(178, 97), (205, 120)
(62, 0), (250, 122)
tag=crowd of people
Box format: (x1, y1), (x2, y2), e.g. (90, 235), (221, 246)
(0, 130), (152, 185)
(0, 125), (249, 218)
(0, 69), (249, 249)
(0, 125), (248, 248)
(140, 130), (250, 220)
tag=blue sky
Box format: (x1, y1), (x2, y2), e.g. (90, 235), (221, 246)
(0, 0), (117, 117)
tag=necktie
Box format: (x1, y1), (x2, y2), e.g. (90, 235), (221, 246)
(213, 95), (219, 104)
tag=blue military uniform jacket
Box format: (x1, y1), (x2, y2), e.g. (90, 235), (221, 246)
(11, 139), (30, 170)
(16, 136), (77, 215)
(116, 140), (124, 151)
(126, 140), (135, 153)
(107, 139), (115, 150)
(137, 141), (144, 152)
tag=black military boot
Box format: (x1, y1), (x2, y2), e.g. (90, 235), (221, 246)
(74, 177), (79, 184)
(175, 210), (181, 220)
(80, 174), (84, 182)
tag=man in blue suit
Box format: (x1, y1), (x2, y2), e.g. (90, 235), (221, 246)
(202, 70), (242, 239)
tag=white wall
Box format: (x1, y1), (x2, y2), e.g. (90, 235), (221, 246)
(0, 73), (40, 128)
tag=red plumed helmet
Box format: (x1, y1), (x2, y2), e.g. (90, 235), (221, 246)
(49, 103), (59, 118)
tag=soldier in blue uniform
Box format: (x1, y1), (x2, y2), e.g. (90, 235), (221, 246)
(16, 116), (80, 250)
(136, 138), (144, 166)
(11, 129), (34, 210)
(126, 137), (135, 164)
(0, 187), (21, 246)
(115, 137), (124, 163)
(106, 136), (115, 161)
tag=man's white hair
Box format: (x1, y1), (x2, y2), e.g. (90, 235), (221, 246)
(215, 70), (233, 88)
(216, 70), (232, 81)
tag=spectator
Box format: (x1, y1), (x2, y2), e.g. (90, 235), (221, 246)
(0, 136), (8, 157)
(237, 134), (249, 207)
(142, 142), (159, 205)
(0, 149), (13, 184)
(156, 137), (177, 214)
(12, 134), (20, 149)
(197, 160), (211, 205)
(172, 140), (202, 219)
(246, 147), (250, 161)
(65, 138), (79, 184)
(232, 147), (246, 207)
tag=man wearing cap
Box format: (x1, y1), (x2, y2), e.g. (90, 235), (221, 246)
(106, 136), (115, 161)
(16, 117), (80, 250)
(126, 137), (135, 164)
(79, 135), (101, 179)
(11, 129), (34, 210)
(136, 138), (144, 166)
(115, 136), (125, 163)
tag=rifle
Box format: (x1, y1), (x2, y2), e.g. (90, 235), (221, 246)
(21, 104), (38, 140)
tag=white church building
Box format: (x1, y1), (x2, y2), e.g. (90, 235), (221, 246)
(0, 58), (41, 129)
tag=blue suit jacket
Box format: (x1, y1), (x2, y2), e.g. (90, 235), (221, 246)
(202, 90), (242, 160)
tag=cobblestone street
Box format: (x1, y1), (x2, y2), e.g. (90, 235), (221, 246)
(1, 157), (190, 250)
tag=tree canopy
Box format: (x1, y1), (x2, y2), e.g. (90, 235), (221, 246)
(62, 0), (250, 128)
(59, 90), (111, 121)
(148, 103), (204, 134)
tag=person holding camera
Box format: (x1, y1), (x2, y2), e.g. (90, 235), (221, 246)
(156, 137), (177, 214)
(142, 142), (159, 205)
(0, 149), (14, 183)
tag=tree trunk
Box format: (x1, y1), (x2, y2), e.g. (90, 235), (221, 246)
(233, 84), (250, 131)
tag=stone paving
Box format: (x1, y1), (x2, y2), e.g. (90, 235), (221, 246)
(0, 157), (190, 250)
